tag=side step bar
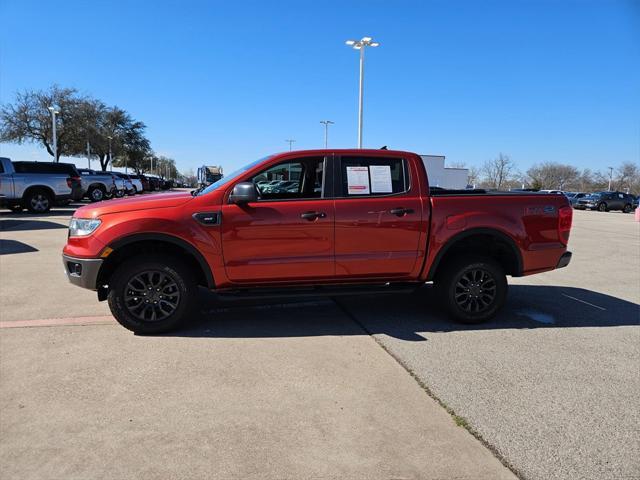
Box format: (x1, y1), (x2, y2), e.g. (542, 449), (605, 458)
(215, 283), (423, 301)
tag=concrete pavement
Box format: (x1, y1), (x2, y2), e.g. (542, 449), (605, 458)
(338, 210), (640, 480)
(1, 204), (515, 479)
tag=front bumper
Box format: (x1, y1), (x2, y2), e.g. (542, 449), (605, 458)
(62, 254), (103, 290)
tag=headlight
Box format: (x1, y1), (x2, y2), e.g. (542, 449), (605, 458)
(69, 218), (101, 236)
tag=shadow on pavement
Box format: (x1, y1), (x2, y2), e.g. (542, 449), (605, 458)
(0, 219), (68, 231)
(0, 239), (39, 255)
(166, 285), (639, 340)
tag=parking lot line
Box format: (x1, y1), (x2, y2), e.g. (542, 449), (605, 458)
(561, 293), (607, 310)
(0, 316), (115, 328)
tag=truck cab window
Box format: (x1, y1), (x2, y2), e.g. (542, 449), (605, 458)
(340, 157), (407, 197)
(252, 157), (324, 201)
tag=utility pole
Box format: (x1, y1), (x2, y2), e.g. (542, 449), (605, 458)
(48, 106), (59, 162)
(285, 139), (296, 151)
(86, 141), (91, 168)
(345, 37), (379, 148)
(320, 120), (334, 148)
(108, 136), (113, 172)
(608, 166), (613, 191)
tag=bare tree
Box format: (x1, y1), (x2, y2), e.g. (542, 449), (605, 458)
(527, 162), (579, 190)
(481, 153), (516, 189)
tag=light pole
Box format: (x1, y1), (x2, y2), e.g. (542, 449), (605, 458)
(108, 136), (113, 172)
(48, 106), (59, 162)
(607, 166), (613, 191)
(285, 139), (296, 151)
(320, 120), (334, 148)
(86, 141), (91, 168)
(345, 36), (379, 148)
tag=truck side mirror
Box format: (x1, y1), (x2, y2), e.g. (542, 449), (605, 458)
(229, 182), (258, 204)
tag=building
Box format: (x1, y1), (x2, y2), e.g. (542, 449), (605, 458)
(420, 155), (469, 189)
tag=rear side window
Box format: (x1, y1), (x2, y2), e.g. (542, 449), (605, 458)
(339, 156), (407, 197)
(13, 161), (78, 176)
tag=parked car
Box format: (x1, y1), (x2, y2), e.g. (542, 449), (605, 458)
(574, 191), (635, 213)
(128, 174), (149, 192)
(538, 190), (564, 194)
(113, 173), (136, 196)
(147, 176), (161, 191)
(77, 169), (118, 202)
(0, 157), (82, 213)
(63, 149), (573, 334)
(564, 192), (588, 206)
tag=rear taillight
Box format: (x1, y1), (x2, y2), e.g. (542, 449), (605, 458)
(66, 176), (80, 188)
(558, 206), (573, 245)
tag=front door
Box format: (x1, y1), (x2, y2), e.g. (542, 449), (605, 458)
(221, 156), (334, 283)
(334, 155), (423, 278)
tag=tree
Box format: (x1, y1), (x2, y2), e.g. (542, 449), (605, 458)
(527, 162), (579, 190)
(614, 162), (640, 193)
(0, 85), (88, 161)
(467, 165), (480, 187)
(481, 153), (516, 189)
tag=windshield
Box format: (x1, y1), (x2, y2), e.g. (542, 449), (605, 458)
(197, 156), (271, 196)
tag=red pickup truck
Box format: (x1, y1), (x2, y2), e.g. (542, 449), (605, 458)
(63, 149), (573, 334)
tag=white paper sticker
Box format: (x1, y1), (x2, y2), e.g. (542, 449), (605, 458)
(346, 166), (370, 194)
(370, 165), (393, 193)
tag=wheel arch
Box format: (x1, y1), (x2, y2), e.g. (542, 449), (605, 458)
(22, 185), (55, 202)
(97, 233), (215, 299)
(426, 228), (523, 281)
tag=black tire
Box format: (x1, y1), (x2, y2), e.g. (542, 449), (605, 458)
(597, 202), (607, 212)
(88, 186), (106, 202)
(436, 255), (507, 324)
(107, 254), (196, 334)
(25, 189), (52, 213)
(623, 204), (632, 213)
(115, 189), (125, 198)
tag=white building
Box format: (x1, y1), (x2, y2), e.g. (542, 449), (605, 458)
(420, 155), (469, 189)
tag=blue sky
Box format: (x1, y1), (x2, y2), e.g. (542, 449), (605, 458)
(1, 0), (638, 175)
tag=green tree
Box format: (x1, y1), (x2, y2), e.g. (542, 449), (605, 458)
(0, 85), (88, 161)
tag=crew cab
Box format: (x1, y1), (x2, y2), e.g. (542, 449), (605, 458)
(0, 157), (82, 213)
(62, 150), (573, 334)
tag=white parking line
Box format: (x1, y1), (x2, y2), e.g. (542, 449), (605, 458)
(561, 293), (606, 311)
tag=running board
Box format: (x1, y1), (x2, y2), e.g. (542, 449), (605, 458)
(215, 283), (423, 301)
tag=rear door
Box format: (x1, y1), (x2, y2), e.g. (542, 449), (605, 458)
(333, 154), (424, 279)
(221, 155), (334, 283)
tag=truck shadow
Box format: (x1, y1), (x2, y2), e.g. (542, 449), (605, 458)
(0, 219), (68, 232)
(170, 285), (639, 340)
(0, 239), (39, 255)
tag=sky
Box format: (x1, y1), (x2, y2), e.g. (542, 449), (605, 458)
(1, 0), (639, 175)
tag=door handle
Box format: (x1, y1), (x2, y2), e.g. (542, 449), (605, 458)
(389, 207), (414, 217)
(300, 211), (326, 221)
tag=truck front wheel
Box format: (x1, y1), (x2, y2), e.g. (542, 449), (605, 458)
(436, 255), (507, 324)
(107, 255), (196, 334)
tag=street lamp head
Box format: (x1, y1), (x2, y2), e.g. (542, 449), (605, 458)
(345, 40), (356, 46)
(370, 42), (380, 47)
(48, 106), (59, 114)
(345, 36), (379, 50)
(361, 36), (372, 43)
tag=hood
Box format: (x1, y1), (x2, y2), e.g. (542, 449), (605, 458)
(74, 191), (194, 218)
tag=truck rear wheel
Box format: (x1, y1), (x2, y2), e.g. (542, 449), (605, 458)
(25, 189), (52, 213)
(88, 186), (106, 202)
(107, 254), (196, 334)
(436, 255), (507, 324)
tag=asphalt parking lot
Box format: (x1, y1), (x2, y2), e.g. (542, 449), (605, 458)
(1, 204), (638, 480)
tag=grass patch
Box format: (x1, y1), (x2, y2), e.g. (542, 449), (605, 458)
(453, 414), (469, 428)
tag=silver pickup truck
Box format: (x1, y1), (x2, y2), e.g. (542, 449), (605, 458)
(0, 157), (82, 213)
(77, 168), (120, 202)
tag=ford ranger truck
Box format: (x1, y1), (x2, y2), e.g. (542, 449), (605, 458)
(62, 149), (573, 334)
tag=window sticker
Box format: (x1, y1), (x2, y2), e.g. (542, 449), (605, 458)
(370, 165), (393, 193)
(346, 166), (370, 194)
